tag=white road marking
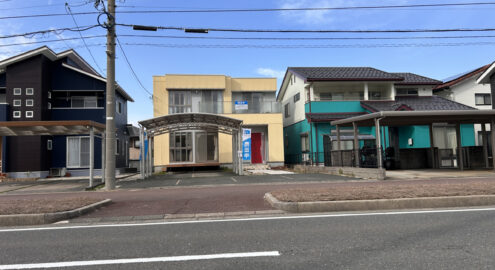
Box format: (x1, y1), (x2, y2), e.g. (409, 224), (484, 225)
(2, 207), (495, 233)
(0, 251), (280, 269)
(280, 175), (293, 180)
(231, 177), (238, 182)
(175, 180), (181, 186)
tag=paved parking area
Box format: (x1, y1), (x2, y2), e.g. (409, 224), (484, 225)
(117, 172), (358, 189)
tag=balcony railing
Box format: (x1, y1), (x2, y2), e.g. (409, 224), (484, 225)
(169, 101), (281, 115)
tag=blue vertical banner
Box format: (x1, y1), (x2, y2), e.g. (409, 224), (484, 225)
(242, 128), (251, 161)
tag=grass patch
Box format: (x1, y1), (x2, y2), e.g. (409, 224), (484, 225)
(0, 197), (103, 215)
(271, 181), (495, 202)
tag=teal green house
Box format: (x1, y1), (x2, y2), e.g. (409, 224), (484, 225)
(277, 67), (478, 169)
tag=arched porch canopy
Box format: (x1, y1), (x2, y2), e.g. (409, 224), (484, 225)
(139, 113), (243, 136)
(138, 113), (244, 177)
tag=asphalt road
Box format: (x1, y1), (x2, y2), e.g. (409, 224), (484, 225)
(1, 207), (495, 269)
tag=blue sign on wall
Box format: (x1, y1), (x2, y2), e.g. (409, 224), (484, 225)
(235, 101), (248, 110)
(242, 128), (251, 160)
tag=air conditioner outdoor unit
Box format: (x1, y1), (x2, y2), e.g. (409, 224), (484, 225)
(50, 168), (66, 177)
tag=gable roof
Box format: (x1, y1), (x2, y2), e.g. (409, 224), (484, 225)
(361, 96), (475, 112)
(434, 64), (491, 90)
(0, 46), (133, 102)
(289, 67), (404, 82)
(0, 46), (98, 76)
(477, 61), (495, 84)
(392, 72), (441, 85)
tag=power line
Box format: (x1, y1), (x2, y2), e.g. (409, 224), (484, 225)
(120, 41), (495, 48)
(117, 34), (495, 41)
(118, 23), (495, 33)
(115, 36), (153, 98)
(3, 33), (495, 48)
(66, 3), (104, 75)
(0, 35), (105, 47)
(0, 25), (99, 39)
(2, 1), (495, 20)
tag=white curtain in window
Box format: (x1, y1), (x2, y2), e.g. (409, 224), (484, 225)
(67, 137), (80, 167)
(80, 137), (90, 167)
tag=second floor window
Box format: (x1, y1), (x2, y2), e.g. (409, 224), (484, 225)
(475, 93), (491, 106)
(71, 96), (98, 108)
(284, 103), (290, 118)
(169, 90), (223, 114)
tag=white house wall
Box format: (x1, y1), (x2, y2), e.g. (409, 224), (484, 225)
(437, 76), (492, 145)
(281, 72), (308, 127)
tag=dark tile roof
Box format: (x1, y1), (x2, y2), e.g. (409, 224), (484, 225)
(306, 112), (366, 122)
(289, 67), (404, 81)
(392, 72), (442, 85)
(361, 96), (475, 112)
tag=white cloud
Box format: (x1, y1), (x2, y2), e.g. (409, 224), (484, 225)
(256, 67), (285, 79)
(277, 0), (415, 26)
(277, 0), (343, 26)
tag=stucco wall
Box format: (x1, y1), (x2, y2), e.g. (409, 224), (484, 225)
(151, 74), (282, 167)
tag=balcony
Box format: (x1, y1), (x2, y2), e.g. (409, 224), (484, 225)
(168, 101), (281, 115)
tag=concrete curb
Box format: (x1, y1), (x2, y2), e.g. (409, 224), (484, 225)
(0, 199), (112, 227)
(69, 210), (286, 224)
(264, 193), (495, 213)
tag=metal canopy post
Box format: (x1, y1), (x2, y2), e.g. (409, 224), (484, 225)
(429, 124), (436, 169)
(238, 130), (243, 175)
(375, 118), (383, 169)
(89, 126), (94, 187)
(232, 132), (237, 174)
(150, 136), (154, 174)
(456, 123), (464, 170)
(101, 132), (105, 183)
(139, 126), (144, 179)
(492, 118), (495, 171)
(336, 125), (341, 166)
(482, 123), (489, 168)
(353, 122), (359, 167)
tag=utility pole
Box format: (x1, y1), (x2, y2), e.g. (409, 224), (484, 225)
(104, 0), (116, 190)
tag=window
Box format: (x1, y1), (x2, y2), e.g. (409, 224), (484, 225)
(301, 134), (310, 152)
(478, 131), (492, 156)
(13, 88), (21, 95)
(47, 140), (53, 150)
(169, 132), (193, 162)
(26, 99), (33, 107)
(115, 139), (120, 155)
(25, 111), (33, 118)
(13, 111), (21, 118)
(26, 88), (34, 95)
(116, 101), (123, 114)
(67, 137), (90, 168)
(48, 91), (51, 99)
(475, 94), (491, 106)
(396, 88), (419, 96)
(284, 103), (290, 118)
(369, 91), (382, 100)
(13, 99), (21, 107)
(332, 140), (354, 150)
(71, 96), (98, 108)
(134, 140), (141, 148)
(48, 102), (51, 109)
(168, 91), (191, 114)
(294, 93), (300, 103)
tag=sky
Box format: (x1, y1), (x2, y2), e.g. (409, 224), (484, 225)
(1, 0), (494, 125)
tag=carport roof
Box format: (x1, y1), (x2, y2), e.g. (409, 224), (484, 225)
(138, 113), (243, 135)
(331, 110), (495, 127)
(0, 120), (105, 136)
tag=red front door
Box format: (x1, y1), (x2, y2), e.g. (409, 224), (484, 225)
(251, 133), (263, 164)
